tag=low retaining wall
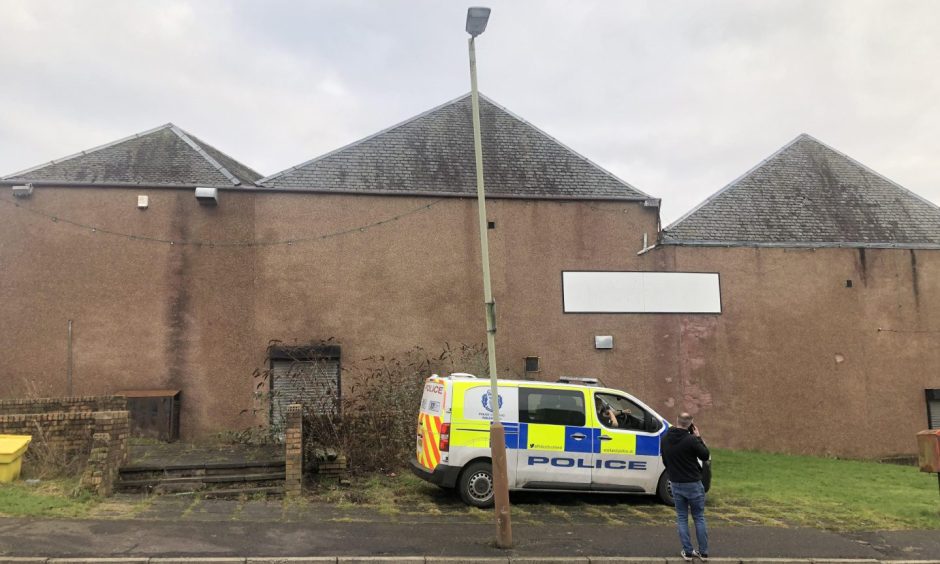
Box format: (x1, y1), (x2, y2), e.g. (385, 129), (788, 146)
(0, 395), (126, 415)
(81, 411), (130, 496)
(0, 396), (129, 496)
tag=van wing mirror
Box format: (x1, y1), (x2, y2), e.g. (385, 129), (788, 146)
(645, 413), (660, 433)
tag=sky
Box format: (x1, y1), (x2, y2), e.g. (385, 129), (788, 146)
(1, 0), (937, 225)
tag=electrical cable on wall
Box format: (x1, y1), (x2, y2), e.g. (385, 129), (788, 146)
(0, 195), (443, 248)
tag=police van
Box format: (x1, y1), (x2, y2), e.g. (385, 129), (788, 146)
(410, 373), (673, 507)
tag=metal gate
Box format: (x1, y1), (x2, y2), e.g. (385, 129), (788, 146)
(269, 345), (341, 429)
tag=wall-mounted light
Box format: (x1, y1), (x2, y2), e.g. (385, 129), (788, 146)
(137, 195), (149, 209)
(595, 335), (613, 349)
(11, 184), (33, 198)
(195, 187), (218, 206)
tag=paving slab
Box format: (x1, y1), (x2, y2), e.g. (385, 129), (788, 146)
(246, 559), (338, 563)
(336, 559), (424, 564)
(48, 559), (149, 564)
(1, 518), (938, 560)
(590, 556), (666, 564)
(426, 558), (509, 564)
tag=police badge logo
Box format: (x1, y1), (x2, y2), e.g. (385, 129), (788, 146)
(481, 389), (503, 413)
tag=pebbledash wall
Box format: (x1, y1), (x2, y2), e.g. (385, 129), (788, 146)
(0, 186), (661, 436)
(639, 245), (940, 459)
(4, 185), (938, 458)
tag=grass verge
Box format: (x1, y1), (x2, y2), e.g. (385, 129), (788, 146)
(710, 448), (940, 530)
(0, 479), (98, 518)
(306, 448), (940, 531)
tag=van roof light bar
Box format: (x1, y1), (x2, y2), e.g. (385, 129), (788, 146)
(557, 376), (603, 386)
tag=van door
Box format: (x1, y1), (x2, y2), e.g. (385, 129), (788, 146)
(514, 387), (592, 490)
(591, 392), (664, 493)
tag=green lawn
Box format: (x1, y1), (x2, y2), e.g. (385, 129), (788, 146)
(0, 479), (98, 518)
(307, 448), (940, 531)
(2, 449), (938, 531)
(709, 449), (940, 530)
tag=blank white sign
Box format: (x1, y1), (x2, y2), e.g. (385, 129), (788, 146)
(562, 271), (721, 313)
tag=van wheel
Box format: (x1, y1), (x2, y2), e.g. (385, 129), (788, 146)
(459, 461), (495, 508)
(656, 472), (674, 506)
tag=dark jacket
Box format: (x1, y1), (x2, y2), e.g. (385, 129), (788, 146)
(661, 426), (710, 483)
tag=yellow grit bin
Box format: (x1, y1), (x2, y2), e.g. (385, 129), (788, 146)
(0, 435), (32, 483)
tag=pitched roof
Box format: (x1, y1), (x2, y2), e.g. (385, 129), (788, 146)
(260, 94), (650, 201)
(662, 134), (940, 248)
(2, 124), (262, 187)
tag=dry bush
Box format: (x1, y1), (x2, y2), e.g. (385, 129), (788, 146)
(21, 421), (88, 480)
(303, 343), (489, 473)
(246, 342), (490, 473)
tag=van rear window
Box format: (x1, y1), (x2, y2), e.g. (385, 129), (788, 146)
(520, 388), (585, 427)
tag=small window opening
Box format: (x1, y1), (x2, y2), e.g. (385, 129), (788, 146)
(845, 280), (853, 288)
(524, 356), (540, 373)
(487, 221), (496, 229)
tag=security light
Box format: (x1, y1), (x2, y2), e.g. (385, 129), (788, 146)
(11, 184), (33, 198)
(466, 7), (491, 37)
(194, 186), (218, 205)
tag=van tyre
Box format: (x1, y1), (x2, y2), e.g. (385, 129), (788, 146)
(656, 472), (674, 506)
(459, 461), (495, 508)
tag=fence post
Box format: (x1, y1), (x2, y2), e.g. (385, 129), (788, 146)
(285, 403), (303, 497)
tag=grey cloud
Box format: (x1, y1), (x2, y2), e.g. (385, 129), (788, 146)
(1, 0), (937, 225)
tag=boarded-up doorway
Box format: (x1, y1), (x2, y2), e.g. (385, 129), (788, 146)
(269, 345), (341, 430)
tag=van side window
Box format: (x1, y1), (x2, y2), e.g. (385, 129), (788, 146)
(520, 388), (585, 427)
(596, 393), (661, 432)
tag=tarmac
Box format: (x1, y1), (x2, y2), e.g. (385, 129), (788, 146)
(1, 514), (939, 563)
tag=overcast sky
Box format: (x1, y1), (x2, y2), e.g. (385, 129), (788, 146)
(1, 0), (937, 224)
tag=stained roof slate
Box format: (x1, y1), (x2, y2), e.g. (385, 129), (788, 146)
(662, 134), (940, 248)
(260, 94), (650, 200)
(2, 124), (262, 187)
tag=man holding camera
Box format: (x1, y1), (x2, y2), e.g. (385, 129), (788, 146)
(661, 412), (710, 561)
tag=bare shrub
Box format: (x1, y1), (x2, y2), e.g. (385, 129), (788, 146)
(21, 421), (87, 480)
(248, 342), (489, 474)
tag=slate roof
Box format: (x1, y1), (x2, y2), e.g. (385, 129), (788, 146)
(2, 124), (262, 187)
(260, 94), (650, 200)
(662, 134), (940, 248)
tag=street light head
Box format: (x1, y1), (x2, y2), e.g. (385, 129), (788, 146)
(466, 7), (491, 37)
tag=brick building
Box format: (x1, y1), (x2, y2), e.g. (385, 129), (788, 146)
(2, 97), (937, 457)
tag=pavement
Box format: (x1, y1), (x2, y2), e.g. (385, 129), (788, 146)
(0, 489), (938, 563)
(1, 512), (939, 563)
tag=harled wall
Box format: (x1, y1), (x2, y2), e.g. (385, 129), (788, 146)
(2, 186), (937, 458)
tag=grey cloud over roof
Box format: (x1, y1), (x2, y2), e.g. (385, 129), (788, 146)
(661, 134), (940, 248)
(260, 94), (651, 201)
(2, 124), (263, 187)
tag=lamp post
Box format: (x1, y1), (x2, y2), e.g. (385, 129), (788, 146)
(466, 6), (512, 549)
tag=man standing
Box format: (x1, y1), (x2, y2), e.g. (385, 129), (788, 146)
(661, 412), (710, 561)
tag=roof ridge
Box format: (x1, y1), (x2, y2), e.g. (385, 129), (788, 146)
(168, 126), (242, 186)
(2, 123), (175, 180)
(476, 94), (651, 199)
(663, 133), (808, 233)
(258, 93), (473, 186)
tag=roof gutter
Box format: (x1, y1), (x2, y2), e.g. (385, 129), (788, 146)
(660, 239), (940, 250)
(0, 180), (653, 202)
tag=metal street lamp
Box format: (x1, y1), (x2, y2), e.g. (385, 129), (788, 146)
(466, 5), (512, 549)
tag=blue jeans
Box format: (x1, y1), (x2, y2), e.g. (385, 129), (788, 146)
(671, 480), (708, 554)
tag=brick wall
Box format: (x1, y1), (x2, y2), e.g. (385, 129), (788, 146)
(0, 411), (98, 459)
(285, 403), (303, 497)
(81, 411), (130, 496)
(0, 396), (126, 415)
(0, 396), (129, 496)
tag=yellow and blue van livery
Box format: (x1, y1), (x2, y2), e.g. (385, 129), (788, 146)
(411, 374), (673, 507)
